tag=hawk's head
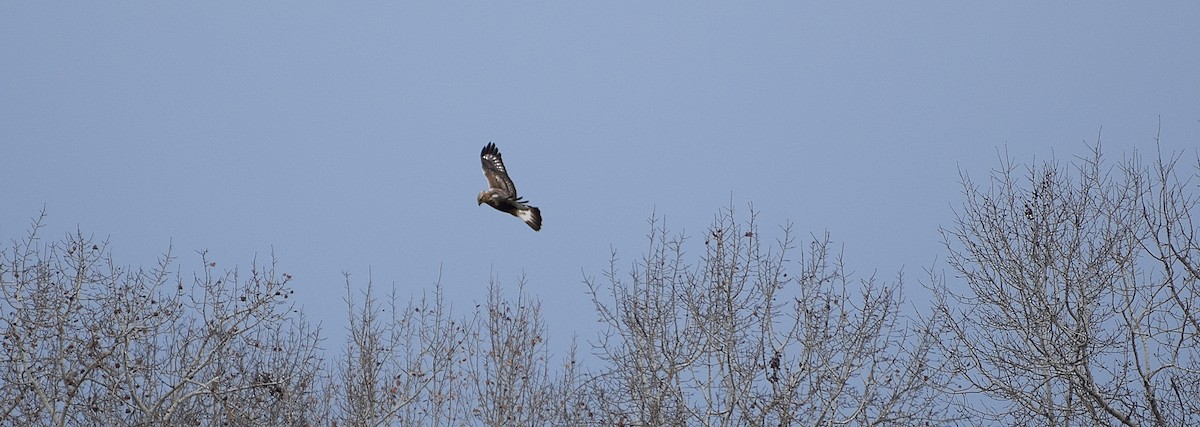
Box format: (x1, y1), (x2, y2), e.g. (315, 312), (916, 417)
(476, 191), (490, 206)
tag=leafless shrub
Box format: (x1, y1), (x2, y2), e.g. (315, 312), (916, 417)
(330, 273), (585, 427)
(334, 274), (478, 427)
(471, 278), (582, 426)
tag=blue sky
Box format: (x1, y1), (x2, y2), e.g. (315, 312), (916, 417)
(3, 2), (1198, 357)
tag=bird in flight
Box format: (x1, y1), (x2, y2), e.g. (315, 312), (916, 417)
(477, 142), (542, 231)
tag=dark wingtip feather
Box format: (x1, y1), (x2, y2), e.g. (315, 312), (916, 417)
(482, 142), (500, 158)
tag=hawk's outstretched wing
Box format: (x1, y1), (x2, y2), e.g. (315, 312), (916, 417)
(481, 142), (518, 198)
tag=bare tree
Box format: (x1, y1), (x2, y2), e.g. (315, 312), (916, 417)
(21, 138), (1192, 427)
(930, 140), (1200, 426)
(584, 207), (948, 426)
(0, 212), (325, 426)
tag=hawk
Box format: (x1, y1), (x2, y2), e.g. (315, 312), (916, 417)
(477, 142), (542, 231)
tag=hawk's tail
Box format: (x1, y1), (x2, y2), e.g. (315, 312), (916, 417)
(520, 207), (542, 231)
